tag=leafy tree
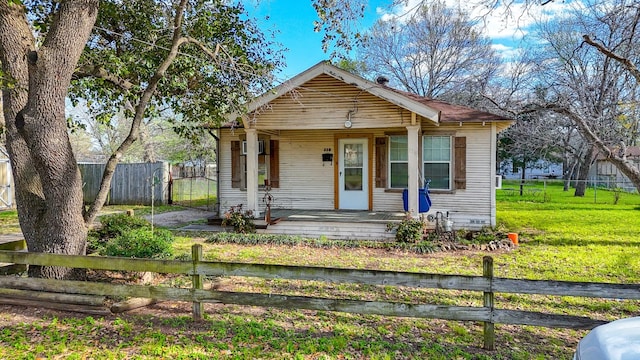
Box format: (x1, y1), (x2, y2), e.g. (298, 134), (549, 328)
(333, 58), (367, 76)
(0, 0), (279, 279)
(74, 0), (281, 223)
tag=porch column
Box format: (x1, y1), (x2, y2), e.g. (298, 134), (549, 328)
(245, 128), (260, 217)
(406, 124), (421, 217)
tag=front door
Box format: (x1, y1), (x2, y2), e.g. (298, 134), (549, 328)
(338, 138), (368, 210)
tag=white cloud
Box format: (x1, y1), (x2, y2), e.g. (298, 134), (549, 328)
(375, 0), (581, 43)
(492, 43), (521, 60)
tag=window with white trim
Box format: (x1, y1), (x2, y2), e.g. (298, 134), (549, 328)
(423, 135), (452, 190)
(389, 135), (408, 188)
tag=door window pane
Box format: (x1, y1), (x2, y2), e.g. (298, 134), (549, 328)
(344, 144), (363, 167)
(344, 168), (363, 190)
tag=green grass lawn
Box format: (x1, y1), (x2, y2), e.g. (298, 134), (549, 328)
(0, 182), (639, 359)
(495, 180), (640, 282)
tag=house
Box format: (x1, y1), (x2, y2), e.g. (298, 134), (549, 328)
(217, 62), (512, 239)
(589, 146), (640, 192)
(499, 158), (563, 180)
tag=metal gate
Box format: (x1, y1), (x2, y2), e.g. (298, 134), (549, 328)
(170, 176), (217, 211)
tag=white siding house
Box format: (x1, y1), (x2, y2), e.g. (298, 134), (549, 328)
(217, 62), (512, 238)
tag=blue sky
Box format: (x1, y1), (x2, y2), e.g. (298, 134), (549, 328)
(244, 0), (390, 79)
(243, 0), (575, 81)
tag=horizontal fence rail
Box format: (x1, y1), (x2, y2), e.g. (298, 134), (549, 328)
(0, 244), (636, 350)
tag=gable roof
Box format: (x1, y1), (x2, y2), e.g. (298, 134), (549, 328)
(231, 61), (513, 129)
(243, 61), (440, 124)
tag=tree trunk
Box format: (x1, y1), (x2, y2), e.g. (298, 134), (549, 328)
(574, 146), (596, 197)
(0, 0), (99, 279)
(519, 161), (526, 196)
(562, 153), (572, 191)
(140, 121), (156, 163)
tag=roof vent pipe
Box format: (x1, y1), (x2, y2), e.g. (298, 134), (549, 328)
(376, 76), (389, 86)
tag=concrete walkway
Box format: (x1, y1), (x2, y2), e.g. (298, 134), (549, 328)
(143, 208), (216, 227)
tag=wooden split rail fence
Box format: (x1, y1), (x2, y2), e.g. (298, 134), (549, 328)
(1, 241), (639, 350)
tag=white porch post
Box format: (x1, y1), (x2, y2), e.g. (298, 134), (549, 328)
(245, 129), (260, 217)
(490, 123), (497, 226)
(406, 124), (421, 217)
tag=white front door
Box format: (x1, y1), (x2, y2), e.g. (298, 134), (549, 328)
(338, 138), (368, 210)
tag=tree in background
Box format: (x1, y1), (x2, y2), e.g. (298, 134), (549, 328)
(531, 0), (640, 194)
(358, 0), (500, 100)
(0, 0), (280, 279)
(333, 58), (367, 77)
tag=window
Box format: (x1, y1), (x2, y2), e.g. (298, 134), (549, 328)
(231, 139), (279, 189)
(423, 135), (452, 190)
(389, 135), (408, 188)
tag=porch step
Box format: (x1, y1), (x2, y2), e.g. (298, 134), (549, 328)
(258, 220), (395, 241)
(207, 217), (223, 226)
(254, 220), (269, 230)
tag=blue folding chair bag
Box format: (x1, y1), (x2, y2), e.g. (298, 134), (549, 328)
(402, 188), (432, 213)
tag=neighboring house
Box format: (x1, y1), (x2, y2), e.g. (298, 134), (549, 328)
(589, 146), (640, 192)
(217, 62), (512, 239)
(499, 159), (563, 180)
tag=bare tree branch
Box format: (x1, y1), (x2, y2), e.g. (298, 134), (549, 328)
(582, 34), (640, 82)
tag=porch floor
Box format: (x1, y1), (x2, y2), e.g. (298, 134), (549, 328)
(267, 209), (407, 224)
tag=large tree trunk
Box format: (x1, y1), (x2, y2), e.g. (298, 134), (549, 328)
(0, 0), (99, 279)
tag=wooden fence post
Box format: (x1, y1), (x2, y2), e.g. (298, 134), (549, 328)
(483, 256), (495, 350)
(192, 244), (204, 320)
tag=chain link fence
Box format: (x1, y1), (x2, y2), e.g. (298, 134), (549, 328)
(499, 178), (639, 203)
(170, 176), (217, 211)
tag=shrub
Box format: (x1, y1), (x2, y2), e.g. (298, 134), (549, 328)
(96, 213), (151, 239)
(221, 204), (256, 233)
(89, 213), (152, 254)
(102, 228), (174, 259)
(386, 214), (427, 243)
